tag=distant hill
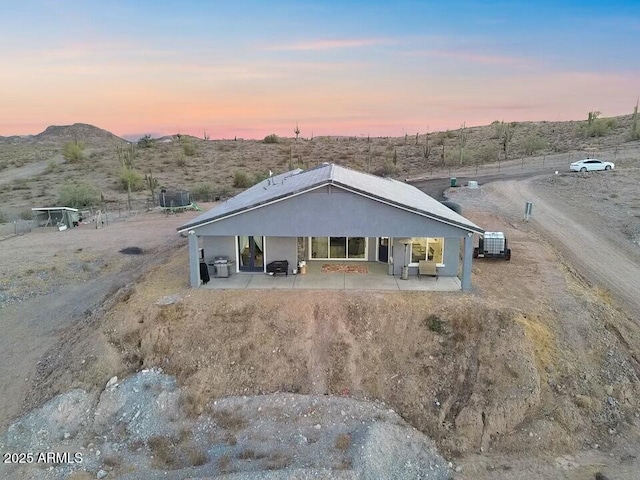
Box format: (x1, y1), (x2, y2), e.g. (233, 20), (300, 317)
(33, 123), (126, 144)
(0, 113), (638, 220)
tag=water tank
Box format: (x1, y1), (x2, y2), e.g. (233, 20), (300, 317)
(483, 232), (505, 255)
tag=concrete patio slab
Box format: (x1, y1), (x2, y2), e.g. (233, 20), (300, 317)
(246, 273), (296, 289)
(343, 274), (400, 290)
(395, 276), (461, 291)
(201, 272), (461, 291)
(202, 274), (253, 289)
(292, 273), (345, 289)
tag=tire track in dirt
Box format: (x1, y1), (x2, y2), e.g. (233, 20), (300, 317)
(307, 304), (330, 394)
(305, 302), (363, 396)
(485, 178), (640, 320)
(333, 316), (363, 396)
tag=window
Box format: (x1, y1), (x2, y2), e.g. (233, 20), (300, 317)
(348, 237), (366, 259)
(409, 237), (444, 265)
(310, 237), (368, 259)
(330, 237), (346, 258)
(311, 237), (328, 258)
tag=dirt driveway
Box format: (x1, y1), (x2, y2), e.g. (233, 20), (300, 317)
(480, 176), (640, 320)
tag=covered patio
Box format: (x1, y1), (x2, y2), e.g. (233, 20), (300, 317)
(201, 260), (461, 291)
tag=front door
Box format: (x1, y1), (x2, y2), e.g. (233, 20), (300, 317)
(378, 237), (389, 263)
(238, 236), (264, 272)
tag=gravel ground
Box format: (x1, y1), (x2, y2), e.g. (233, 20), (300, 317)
(0, 370), (452, 480)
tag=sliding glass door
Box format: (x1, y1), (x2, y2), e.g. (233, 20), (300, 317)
(310, 237), (367, 260)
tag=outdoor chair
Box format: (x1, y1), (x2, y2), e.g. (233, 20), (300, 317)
(418, 260), (438, 280)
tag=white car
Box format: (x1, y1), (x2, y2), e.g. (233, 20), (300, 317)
(570, 158), (615, 172)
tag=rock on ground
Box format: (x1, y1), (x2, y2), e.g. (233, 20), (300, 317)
(0, 370), (452, 480)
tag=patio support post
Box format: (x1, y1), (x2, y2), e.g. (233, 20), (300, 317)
(188, 231), (200, 287)
(461, 232), (473, 292)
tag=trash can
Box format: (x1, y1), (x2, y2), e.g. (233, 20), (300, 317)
(450, 177), (457, 187)
(401, 266), (409, 280)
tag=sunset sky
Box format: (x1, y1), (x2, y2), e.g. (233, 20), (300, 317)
(1, 0), (638, 140)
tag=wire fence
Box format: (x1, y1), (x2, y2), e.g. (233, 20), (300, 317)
(0, 219), (33, 239)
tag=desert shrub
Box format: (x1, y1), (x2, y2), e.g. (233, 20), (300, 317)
(579, 113), (616, 138)
(425, 314), (444, 333)
(44, 159), (60, 173)
(63, 141), (85, 163)
(191, 183), (230, 201)
(58, 182), (100, 208)
(119, 167), (144, 191)
(175, 152), (187, 167)
(148, 436), (178, 468)
(373, 160), (398, 177)
(192, 183), (213, 201)
(265, 452), (292, 470)
(474, 144), (499, 164)
(444, 148), (472, 166)
(263, 134), (279, 144)
(490, 120), (504, 139)
(218, 142), (236, 152)
(334, 433), (352, 451)
(137, 134), (154, 148)
(182, 140), (197, 156)
(233, 171), (252, 188)
(211, 410), (248, 432)
(217, 454), (232, 473)
(19, 209), (33, 220)
(216, 186), (231, 199)
(0, 211), (7, 223)
(253, 170), (271, 184)
(522, 135), (547, 155)
(12, 179), (29, 190)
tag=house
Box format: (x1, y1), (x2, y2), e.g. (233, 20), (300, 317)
(177, 163), (484, 291)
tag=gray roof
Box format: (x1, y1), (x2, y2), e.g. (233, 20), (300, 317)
(32, 207), (79, 212)
(178, 164), (483, 233)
